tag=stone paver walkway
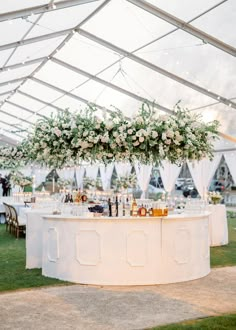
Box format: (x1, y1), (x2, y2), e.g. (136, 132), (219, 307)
(0, 267), (235, 330)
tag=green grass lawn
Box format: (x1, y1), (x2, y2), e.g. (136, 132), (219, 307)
(210, 214), (236, 267)
(0, 215), (235, 292)
(151, 314), (236, 330)
(0, 224), (68, 291)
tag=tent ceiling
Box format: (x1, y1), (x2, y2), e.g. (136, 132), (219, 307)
(0, 0), (235, 148)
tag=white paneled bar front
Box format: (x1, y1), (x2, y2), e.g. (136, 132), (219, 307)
(42, 213), (211, 285)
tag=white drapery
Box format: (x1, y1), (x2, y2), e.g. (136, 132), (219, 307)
(75, 166), (85, 189)
(19, 166), (32, 178)
(159, 161), (182, 193)
(224, 152), (236, 184)
(134, 163), (153, 199)
(85, 165), (99, 180)
(115, 162), (132, 179)
(99, 164), (114, 191)
(57, 167), (75, 182)
(187, 154), (222, 198)
(34, 168), (49, 187)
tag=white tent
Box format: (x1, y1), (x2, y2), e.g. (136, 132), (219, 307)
(0, 0), (235, 156)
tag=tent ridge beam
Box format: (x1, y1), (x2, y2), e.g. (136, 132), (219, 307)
(51, 57), (173, 114)
(127, 0), (236, 57)
(0, 0), (100, 23)
(0, 57), (47, 71)
(0, 76), (27, 88)
(0, 29), (72, 52)
(77, 28), (236, 109)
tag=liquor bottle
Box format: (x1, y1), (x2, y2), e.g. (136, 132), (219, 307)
(81, 192), (87, 203)
(108, 198), (112, 217)
(139, 204), (147, 217)
(131, 198), (138, 216)
(115, 196), (119, 217)
(148, 207), (153, 217)
(122, 201), (126, 217)
(69, 194), (73, 203)
(64, 193), (69, 203)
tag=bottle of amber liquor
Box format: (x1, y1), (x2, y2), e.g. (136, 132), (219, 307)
(131, 198), (138, 216)
(139, 204), (147, 217)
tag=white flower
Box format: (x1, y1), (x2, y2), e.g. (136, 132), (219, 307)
(133, 141), (140, 146)
(162, 132), (166, 140)
(83, 131), (88, 137)
(166, 130), (174, 138)
(128, 129), (133, 135)
(54, 128), (62, 137)
(152, 131), (158, 139)
(106, 122), (113, 130)
(136, 116), (144, 124)
(115, 137), (121, 144)
(139, 136), (145, 143)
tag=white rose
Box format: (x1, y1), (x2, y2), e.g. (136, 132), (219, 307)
(136, 117), (144, 124)
(106, 122), (113, 130)
(128, 129), (133, 135)
(162, 132), (166, 140)
(152, 131), (158, 139)
(166, 130), (174, 138)
(139, 136), (145, 143)
(133, 141), (140, 146)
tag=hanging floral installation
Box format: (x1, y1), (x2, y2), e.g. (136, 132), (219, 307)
(0, 144), (28, 169)
(0, 102), (219, 169)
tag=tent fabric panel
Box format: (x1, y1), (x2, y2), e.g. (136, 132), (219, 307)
(0, 63), (40, 84)
(26, 1), (103, 39)
(83, 0), (175, 51)
(54, 34), (121, 75)
(6, 36), (65, 66)
(34, 61), (88, 91)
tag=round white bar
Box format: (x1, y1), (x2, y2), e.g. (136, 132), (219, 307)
(208, 204), (228, 247)
(42, 213), (210, 285)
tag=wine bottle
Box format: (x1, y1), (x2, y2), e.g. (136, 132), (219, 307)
(108, 198), (112, 217)
(115, 196), (119, 217)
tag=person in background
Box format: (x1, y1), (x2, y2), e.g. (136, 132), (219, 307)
(1, 175), (9, 196)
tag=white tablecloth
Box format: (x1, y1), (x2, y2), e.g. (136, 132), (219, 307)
(25, 208), (53, 269)
(208, 204), (228, 246)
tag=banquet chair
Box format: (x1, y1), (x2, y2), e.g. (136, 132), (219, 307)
(8, 205), (26, 239)
(3, 203), (12, 233)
